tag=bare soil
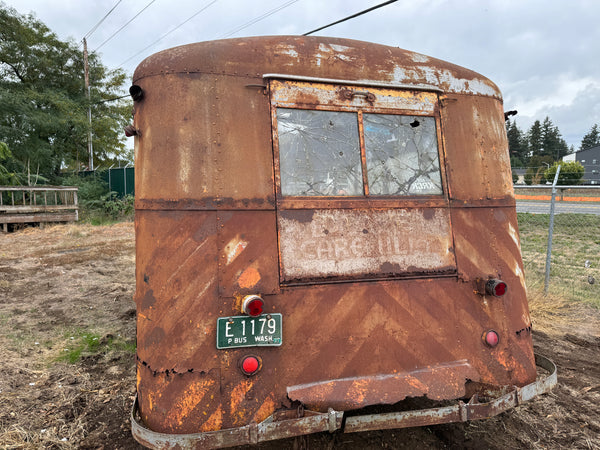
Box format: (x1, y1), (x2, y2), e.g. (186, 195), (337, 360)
(0, 223), (598, 449)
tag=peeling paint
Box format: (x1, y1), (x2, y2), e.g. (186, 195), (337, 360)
(238, 267), (261, 289)
(391, 66), (499, 98)
(224, 236), (248, 265)
(230, 379), (254, 425)
(170, 380), (215, 427)
(410, 52), (430, 63)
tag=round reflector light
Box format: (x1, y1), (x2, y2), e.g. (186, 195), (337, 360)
(247, 300), (263, 316)
(485, 279), (507, 297)
(242, 295), (264, 317)
(240, 355), (260, 375)
(484, 330), (500, 347)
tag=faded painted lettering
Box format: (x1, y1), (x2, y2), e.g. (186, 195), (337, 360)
(278, 209), (455, 280)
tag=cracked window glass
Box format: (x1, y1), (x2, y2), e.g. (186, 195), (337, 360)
(364, 114), (442, 195)
(276, 108), (363, 196)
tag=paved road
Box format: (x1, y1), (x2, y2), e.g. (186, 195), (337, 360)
(516, 200), (600, 215)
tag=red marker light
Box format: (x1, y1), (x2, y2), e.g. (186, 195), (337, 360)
(242, 295), (264, 317)
(483, 330), (499, 347)
(486, 279), (507, 297)
(240, 355), (260, 376)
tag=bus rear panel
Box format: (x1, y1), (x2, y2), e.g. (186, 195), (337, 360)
(130, 36), (555, 448)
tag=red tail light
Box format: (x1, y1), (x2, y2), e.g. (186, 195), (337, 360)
(242, 295), (264, 317)
(486, 279), (507, 297)
(240, 355), (261, 376)
(483, 330), (499, 347)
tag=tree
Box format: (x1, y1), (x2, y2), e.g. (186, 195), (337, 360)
(506, 119), (527, 166)
(0, 4), (131, 183)
(0, 141), (20, 184)
(580, 124), (600, 151)
(544, 161), (584, 186)
(540, 116), (569, 160)
(527, 120), (543, 158)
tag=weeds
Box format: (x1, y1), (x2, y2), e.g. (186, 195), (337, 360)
(60, 174), (134, 224)
(84, 193), (134, 224)
(56, 328), (136, 364)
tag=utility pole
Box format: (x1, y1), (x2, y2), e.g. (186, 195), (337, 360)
(83, 38), (94, 171)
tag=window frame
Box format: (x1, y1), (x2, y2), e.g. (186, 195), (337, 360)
(269, 79), (449, 210)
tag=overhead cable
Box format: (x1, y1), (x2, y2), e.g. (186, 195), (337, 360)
(83, 0), (123, 40)
(217, 0), (300, 39)
(118, 0), (221, 68)
(94, 0), (159, 52)
(303, 0), (398, 36)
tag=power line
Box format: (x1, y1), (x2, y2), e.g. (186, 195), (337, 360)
(217, 0), (301, 39)
(118, 0), (221, 68)
(94, 0), (159, 52)
(303, 0), (398, 36)
(83, 0), (123, 40)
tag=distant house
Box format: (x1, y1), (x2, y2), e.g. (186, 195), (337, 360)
(563, 145), (600, 185)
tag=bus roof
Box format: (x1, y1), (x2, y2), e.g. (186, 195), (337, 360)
(133, 36), (502, 99)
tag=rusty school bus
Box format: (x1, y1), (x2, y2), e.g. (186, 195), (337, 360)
(130, 36), (556, 448)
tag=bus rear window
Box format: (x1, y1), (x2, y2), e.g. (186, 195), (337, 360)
(364, 114), (442, 195)
(276, 108), (442, 197)
(276, 108), (363, 196)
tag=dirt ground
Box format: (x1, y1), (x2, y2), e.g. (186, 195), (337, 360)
(0, 222), (599, 449)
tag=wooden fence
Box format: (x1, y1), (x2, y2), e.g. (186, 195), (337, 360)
(0, 186), (78, 232)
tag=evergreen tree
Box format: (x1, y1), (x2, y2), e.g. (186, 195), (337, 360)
(540, 116), (569, 160)
(506, 119), (527, 166)
(580, 124), (600, 151)
(527, 120), (543, 158)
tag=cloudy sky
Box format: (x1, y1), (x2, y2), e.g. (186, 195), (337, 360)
(3, 0), (599, 149)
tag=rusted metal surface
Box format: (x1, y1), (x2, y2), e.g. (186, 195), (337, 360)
(269, 79), (438, 112)
(132, 36), (550, 446)
(131, 354), (556, 448)
(440, 94), (513, 202)
(133, 37), (501, 99)
(132, 74), (275, 208)
(286, 359), (477, 410)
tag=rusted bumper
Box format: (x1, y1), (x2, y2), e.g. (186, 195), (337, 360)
(131, 354), (556, 449)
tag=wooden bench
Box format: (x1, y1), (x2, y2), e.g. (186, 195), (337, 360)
(0, 186), (78, 232)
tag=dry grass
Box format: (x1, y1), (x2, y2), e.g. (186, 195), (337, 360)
(0, 222), (138, 449)
(1, 220), (599, 449)
(528, 290), (600, 336)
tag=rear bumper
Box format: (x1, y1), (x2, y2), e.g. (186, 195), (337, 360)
(131, 353), (556, 449)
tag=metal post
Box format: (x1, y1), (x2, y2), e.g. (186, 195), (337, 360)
(544, 165), (561, 295)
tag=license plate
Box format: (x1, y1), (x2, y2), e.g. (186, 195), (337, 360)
(216, 314), (282, 349)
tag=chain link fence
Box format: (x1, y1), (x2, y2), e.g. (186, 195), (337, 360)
(515, 186), (600, 307)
